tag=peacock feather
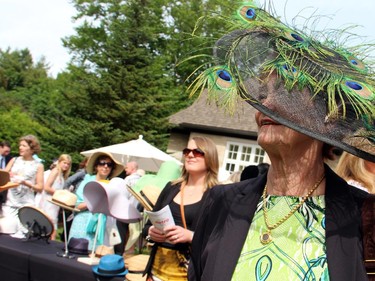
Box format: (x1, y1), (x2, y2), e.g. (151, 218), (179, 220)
(187, 65), (247, 114)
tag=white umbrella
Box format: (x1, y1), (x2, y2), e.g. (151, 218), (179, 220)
(80, 135), (182, 172)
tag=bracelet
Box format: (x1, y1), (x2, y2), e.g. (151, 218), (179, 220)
(146, 235), (152, 242)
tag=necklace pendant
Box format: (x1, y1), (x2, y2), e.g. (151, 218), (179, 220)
(260, 230), (272, 245)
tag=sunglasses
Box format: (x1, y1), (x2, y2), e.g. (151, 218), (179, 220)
(182, 148), (205, 157)
(97, 161), (114, 168)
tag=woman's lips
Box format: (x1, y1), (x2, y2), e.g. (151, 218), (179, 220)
(260, 118), (279, 126)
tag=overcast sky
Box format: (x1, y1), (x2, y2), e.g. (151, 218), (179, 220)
(0, 0), (373, 77)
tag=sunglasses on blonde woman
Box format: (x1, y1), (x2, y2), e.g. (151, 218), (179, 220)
(182, 148), (205, 157)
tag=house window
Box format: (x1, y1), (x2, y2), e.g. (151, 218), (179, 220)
(224, 142), (265, 173)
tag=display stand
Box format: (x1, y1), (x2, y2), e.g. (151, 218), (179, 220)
(56, 209), (75, 259)
(77, 215), (101, 265)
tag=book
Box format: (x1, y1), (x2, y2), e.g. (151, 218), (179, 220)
(145, 205), (175, 232)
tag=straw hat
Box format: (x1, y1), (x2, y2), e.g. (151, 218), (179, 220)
(95, 245), (115, 257)
(86, 151), (123, 179)
(47, 190), (80, 212)
(128, 185), (161, 211)
(125, 273), (147, 281)
(0, 170), (19, 191)
(125, 254), (149, 273)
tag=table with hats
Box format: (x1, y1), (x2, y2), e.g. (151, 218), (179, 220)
(0, 234), (125, 281)
(0, 169), (148, 281)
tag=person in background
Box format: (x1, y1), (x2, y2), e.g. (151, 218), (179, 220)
(335, 151), (375, 194)
(221, 170), (242, 184)
(0, 141), (12, 169)
(64, 156), (89, 194)
(61, 156), (89, 240)
(68, 151), (123, 251)
(114, 161), (142, 256)
(0, 141), (13, 205)
(40, 154), (72, 240)
(142, 136), (219, 280)
(0, 135), (44, 237)
(35, 159), (58, 208)
(240, 163), (270, 181)
(124, 162), (142, 191)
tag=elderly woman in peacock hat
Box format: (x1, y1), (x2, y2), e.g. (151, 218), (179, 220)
(188, 2), (375, 281)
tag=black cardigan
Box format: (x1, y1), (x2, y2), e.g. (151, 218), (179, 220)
(188, 165), (369, 281)
(142, 182), (206, 276)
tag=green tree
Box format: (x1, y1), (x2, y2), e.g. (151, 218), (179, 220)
(61, 0), (184, 150)
(0, 0), (239, 167)
(0, 48), (49, 91)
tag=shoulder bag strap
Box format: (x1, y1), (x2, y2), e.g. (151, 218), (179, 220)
(180, 182), (187, 229)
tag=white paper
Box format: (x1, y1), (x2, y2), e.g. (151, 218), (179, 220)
(77, 256), (100, 265)
(145, 205), (175, 232)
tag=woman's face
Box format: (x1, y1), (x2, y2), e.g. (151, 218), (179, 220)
(255, 110), (319, 153)
(19, 140), (33, 157)
(59, 160), (71, 172)
(95, 157), (114, 179)
(184, 139), (207, 175)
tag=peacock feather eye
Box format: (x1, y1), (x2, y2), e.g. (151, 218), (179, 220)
(215, 69), (233, 88)
(239, 6), (257, 21)
(280, 63), (299, 79)
(284, 31), (305, 42)
(346, 55), (366, 71)
(342, 80), (374, 99)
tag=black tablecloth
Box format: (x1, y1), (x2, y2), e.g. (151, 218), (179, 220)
(0, 234), (124, 281)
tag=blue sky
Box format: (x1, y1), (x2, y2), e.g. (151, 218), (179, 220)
(0, 0), (373, 77)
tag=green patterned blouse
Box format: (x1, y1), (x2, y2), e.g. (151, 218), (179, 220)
(232, 195), (329, 281)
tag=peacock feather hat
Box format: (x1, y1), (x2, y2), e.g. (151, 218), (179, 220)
(189, 1), (375, 161)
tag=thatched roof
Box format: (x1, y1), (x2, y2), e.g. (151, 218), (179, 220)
(169, 92), (259, 137)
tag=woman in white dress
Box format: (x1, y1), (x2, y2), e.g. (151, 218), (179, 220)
(41, 154), (72, 240)
(1, 135), (44, 236)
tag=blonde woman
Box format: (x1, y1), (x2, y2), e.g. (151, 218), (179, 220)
(335, 151), (375, 194)
(142, 136), (219, 281)
(41, 154), (72, 240)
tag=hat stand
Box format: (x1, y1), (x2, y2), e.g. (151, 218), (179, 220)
(56, 209), (75, 259)
(24, 219), (50, 243)
(77, 214), (101, 265)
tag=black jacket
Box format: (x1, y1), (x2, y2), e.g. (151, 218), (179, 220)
(189, 165), (369, 281)
(143, 182), (206, 276)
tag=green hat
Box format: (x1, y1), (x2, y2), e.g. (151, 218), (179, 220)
(133, 160), (181, 193)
